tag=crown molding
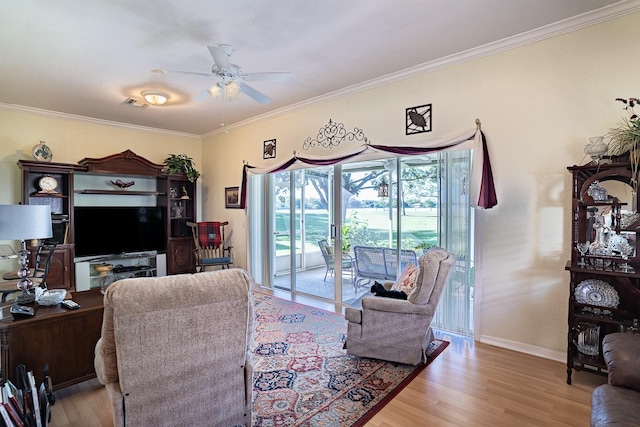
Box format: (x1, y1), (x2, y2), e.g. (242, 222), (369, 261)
(206, 0), (640, 137)
(0, 102), (201, 139)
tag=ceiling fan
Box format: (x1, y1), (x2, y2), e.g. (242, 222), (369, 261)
(153, 44), (293, 104)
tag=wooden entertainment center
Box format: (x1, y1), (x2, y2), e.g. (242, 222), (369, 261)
(18, 150), (197, 291)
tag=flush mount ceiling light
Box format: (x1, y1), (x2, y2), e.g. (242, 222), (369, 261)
(142, 90), (170, 106)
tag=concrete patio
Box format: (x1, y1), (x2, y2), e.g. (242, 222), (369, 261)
(271, 266), (372, 306)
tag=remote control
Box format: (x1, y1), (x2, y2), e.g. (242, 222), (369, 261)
(61, 299), (80, 310)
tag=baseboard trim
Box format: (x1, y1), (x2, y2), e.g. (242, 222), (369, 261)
(479, 335), (565, 363)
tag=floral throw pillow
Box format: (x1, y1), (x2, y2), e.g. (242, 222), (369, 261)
(390, 262), (419, 294)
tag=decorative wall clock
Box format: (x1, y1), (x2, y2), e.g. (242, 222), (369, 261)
(405, 104), (432, 135)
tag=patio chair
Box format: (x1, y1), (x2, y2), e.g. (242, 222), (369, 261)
(318, 239), (354, 282)
(353, 246), (418, 288)
(187, 221), (233, 272)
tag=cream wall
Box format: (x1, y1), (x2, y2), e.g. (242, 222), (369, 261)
(0, 108), (201, 270)
(0, 13), (637, 360)
(201, 13), (640, 360)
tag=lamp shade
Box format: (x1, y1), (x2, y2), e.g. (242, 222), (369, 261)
(0, 205), (53, 240)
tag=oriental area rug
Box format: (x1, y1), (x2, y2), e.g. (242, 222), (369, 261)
(251, 291), (449, 426)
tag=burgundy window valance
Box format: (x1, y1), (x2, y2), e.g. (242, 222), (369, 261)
(240, 123), (497, 210)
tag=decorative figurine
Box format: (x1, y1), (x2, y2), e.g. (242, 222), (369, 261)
(110, 179), (135, 190)
(181, 186), (190, 200)
(172, 202), (184, 218)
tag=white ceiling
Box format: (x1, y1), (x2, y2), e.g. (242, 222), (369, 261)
(0, 0), (635, 136)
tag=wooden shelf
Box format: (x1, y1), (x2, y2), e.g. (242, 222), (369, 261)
(29, 192), (67, 198)
(75, 189), (162, 196)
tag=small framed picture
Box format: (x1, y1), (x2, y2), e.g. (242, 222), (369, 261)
(406, 104), (432, 135)
(225, 186), (241, 209)
(263, 139), (276, 159)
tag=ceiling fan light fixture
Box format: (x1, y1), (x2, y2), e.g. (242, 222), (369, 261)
(207, 84), (222, 98)
(142, 90), (170, 106)
(226, 81), (242, 102)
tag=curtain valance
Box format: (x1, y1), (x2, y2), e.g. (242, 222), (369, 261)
(240, 124), (497, 209)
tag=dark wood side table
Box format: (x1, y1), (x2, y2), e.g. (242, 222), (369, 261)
(0, 289), (104, 390)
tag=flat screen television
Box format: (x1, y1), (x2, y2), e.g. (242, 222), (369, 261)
(74, 206), (166, 258)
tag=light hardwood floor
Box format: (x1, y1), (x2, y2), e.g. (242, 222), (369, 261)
(49, 289), (606, 426)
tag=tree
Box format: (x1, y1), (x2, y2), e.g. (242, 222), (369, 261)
(272, 163), (437, 216)
(302, 169), (387, 217)
(399, 165), (438, 214)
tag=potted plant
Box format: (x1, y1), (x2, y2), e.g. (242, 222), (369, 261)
(340, 224), (352, 252)
(414, 242), (436, 254)
(163, 154), (200, 182)
(605, 97), (640, 191)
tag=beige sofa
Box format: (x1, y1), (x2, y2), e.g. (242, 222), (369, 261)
(591, 332), (640, 427)
(344, 248), (455, 365)
(94, 269), (254, 427)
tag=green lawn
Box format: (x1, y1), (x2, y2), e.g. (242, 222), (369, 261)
(275, 208), (438, 254)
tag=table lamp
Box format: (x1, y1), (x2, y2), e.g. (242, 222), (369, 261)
(0, 204), (53, 304)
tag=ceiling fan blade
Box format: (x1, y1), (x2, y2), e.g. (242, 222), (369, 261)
(152, 69), (213, 78)
(237, 82), (271, 104)
(241, 72), (293, 82)
(207, 45), (231, 72)
(193, 87), (212, 101)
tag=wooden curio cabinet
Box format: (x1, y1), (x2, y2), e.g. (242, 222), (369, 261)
(164, 173), (196, 274)
(566, 157), (640, 384)
(19, 160), (77, 290)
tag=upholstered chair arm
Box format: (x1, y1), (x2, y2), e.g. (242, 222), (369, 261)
(94, 291), (119, 385)
(361, 296), (430, 315)
(603, 332), (640, 392)
(93, 338), (118, 384)
(345, 307), (361, 323)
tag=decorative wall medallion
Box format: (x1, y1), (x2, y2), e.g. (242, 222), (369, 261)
(405, 104), (432, 135)
(264, 139), (276, 159)
(32, 140), (53, 162)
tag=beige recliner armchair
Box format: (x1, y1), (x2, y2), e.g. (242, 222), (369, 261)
(94, 269), (254, 427)
(345, 248), (455, 365)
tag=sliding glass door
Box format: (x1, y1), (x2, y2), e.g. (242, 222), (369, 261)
(270, 170), (296, 290)
(270, 167), (335, 299)
(252, 150), (474, 335)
